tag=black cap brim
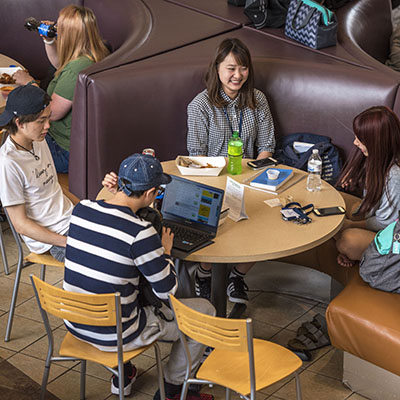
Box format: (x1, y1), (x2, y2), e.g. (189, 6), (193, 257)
(0, 110), (14, 126)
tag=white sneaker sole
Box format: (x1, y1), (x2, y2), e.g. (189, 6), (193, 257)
(111, 374), (137, 396)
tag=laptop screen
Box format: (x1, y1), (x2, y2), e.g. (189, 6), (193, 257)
(161, 175), (224, 231)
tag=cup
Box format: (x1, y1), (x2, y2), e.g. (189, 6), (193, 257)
(267, 169), (280, 180)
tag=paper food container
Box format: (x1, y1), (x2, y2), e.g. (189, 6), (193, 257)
(175, 156), (226, 176)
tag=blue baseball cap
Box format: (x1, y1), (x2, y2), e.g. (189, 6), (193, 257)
(0, 84), (49, 126)
(118, 153), (171, 194)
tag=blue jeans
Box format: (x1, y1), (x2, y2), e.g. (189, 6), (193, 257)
(45, 135), (69, 173)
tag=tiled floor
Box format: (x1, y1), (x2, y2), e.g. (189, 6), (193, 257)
(0, 221), (367, 400)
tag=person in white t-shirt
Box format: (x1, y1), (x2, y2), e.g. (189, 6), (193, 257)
(0, 84), (72, 261)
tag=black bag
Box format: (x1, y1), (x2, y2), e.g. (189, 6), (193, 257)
(136, 207), (173, 321)
(284, 0), (337, 49)
(360, 217), (400, 293)
(322, 0), (351, 9)
(274, 133), (342, 184)
(244, 0), (290, 29)
(228, 0), (246, 5)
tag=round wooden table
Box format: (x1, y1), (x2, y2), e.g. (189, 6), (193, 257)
(161, 160), (345, 263)
(97, 159), (345, 316)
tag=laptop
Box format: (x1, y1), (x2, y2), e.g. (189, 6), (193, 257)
(161, 175), (225, 253)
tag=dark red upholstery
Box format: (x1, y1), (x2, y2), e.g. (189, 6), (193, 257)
(69, 27), (399, 198)
(0, 0), (82, 80)
(336, 0), (395, 75)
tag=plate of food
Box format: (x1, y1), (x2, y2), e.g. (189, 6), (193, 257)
(176, 156), (226, 176)
(0, 67), (22, 88)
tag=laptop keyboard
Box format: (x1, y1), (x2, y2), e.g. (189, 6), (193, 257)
(163, 221), (209, 245)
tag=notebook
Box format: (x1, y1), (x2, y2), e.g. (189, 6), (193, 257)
(161, 175), (225, 253)
(249, 168), (294, 191)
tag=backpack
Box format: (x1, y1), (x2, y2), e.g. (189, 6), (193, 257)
(274, 132), (342, 184)
(359, 217), (400, 293)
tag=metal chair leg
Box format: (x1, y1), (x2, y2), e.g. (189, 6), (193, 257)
(0, 223), (9, 275)
(4, 220), (25, 342)
(154, 343), (165, 400)
(225, 388), (231, 400)
(180, 380), (190, 400)
(40, 264), (46, 281)
(295, 372), (302, 400)
(80, 360), (86, 400)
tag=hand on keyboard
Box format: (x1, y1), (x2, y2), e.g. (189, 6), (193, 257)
(161, 227), (174, 255)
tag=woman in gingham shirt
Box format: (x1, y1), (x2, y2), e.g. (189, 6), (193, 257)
(187, 38), (275, 160)
(187, 38), (276, 305)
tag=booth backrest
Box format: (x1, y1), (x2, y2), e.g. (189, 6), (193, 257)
(68, 29), (400, 198)
(337, 0), (396, 76)
(0, 0), (81, 80)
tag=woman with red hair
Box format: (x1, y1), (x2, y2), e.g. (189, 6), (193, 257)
(336, 106), (400, 266)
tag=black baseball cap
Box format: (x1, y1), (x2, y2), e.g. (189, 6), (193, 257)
(0, 84), (49, 126)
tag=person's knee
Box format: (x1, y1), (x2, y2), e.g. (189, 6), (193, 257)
(182, 298), (216, 317)
(336, 229), (354, 254)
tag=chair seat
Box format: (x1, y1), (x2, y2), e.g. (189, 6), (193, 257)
(196, 338), (302, 396)
(60, 332), (153, 369)
(24, 252), (64, 268)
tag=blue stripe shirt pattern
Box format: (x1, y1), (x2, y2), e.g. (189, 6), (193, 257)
(63, 200), (177, 351)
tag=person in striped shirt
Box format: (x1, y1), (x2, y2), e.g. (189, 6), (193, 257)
(64, 153), (215, 399)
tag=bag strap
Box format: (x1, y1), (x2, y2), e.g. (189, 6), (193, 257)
(291, 1), (317, 30)
(300, 0), (333, 25)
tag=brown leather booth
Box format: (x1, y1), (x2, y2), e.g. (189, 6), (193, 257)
(2, 0), (400, 387)
(336, 0), (397, 78)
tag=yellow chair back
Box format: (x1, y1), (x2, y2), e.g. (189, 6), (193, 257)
(170, 294), (250, 352)
(31, 275), (117, 326)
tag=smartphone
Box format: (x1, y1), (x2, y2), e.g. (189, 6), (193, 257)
(313, 206), (345, 217)
(247, 157), (278, 170)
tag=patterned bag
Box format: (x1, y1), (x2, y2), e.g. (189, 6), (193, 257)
(284, 0), (337, 49)
(360, 217), (400, 293)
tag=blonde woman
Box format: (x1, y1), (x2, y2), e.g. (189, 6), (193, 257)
(14, 5), (109, 172)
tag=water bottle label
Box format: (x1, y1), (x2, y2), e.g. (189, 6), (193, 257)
(308, 161), (322, 173)
(38, 24), (50, 37)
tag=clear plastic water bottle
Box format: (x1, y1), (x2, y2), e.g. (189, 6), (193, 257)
(306, 149), (322, 192)
(227, 131), (243, 175)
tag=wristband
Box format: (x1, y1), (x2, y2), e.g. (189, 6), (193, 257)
(26, 80), (38, 86)
(43, 38), (55, 45)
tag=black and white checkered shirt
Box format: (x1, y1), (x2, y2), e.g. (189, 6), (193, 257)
(187, 88), (275, 158)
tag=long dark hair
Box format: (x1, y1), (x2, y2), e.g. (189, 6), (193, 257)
(337, 106), (400, 216)
(205, 38), (256, 109)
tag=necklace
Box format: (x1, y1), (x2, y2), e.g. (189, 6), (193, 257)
(10, 137), (40, 160)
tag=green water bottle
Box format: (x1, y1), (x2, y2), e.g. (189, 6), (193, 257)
(227, 131), (243, 175)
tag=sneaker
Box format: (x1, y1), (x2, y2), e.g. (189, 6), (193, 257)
(227, 275), (249, 304)
(194, 274), (211, 300)
(111, 364), (137, 396)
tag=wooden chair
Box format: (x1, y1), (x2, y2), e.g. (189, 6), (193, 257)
(169, 295), (303, 400)
(30, 275), (165, 400)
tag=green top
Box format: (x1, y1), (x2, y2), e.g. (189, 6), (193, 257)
(47, 56), (94, 151)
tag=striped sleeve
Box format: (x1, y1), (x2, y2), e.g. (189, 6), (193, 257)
(131, 227), (178, 299)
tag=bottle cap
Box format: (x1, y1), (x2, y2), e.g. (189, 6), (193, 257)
(312, 149), (318, 154)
